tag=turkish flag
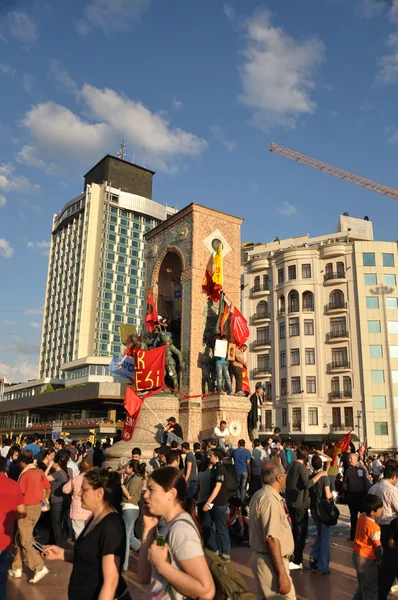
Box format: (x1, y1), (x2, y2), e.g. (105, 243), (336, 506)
(145, 289), (158, 333)
(231, 306), (249, 347)
(202, 270), (220, 302)
(358, 440), (367, 458)
(332, 430), (352, 465)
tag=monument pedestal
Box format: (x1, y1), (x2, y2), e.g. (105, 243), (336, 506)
(201, 394), (251, 445)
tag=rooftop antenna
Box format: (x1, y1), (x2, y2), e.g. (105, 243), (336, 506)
(117, 133), (126, 160)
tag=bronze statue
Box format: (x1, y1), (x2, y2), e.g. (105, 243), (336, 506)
(158, 331), (183, 389)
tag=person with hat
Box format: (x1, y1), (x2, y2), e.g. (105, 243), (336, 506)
(161, 417), (183, 446)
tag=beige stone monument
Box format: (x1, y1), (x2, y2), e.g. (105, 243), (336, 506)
(104, 203), (251, 466)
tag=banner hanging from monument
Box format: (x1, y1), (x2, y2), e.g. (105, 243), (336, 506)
(145, 289), (158, 333)
(132, 345), (166, 391)
(122, 387), (144, 441)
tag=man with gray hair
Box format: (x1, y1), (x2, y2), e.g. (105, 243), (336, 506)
(249, 461), (296, 599)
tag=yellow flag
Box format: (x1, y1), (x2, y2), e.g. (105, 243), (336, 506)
(212, 246), (223, 288)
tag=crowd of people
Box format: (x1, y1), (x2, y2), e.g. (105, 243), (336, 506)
(2, 420), (398, 600)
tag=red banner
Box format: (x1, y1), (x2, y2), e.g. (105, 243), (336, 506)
(132, 345), (166, 392)
(122, 407), (142, 442)
(145, 289), (158, 333)
(242, 366), (251, 396)
(332, 430), (352, 465)
(122, 386), (166, 442)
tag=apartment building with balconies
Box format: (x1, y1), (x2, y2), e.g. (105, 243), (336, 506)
(241, 214), (398, 449)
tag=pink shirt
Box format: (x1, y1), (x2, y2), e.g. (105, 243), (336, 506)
(63, 473), (92, 521)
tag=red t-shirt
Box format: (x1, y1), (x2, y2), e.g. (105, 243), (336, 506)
(0, 473), (24, 550)
(19, 467), (50, 505)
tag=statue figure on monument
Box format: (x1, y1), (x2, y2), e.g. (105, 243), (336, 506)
(158, 331), (183, 389)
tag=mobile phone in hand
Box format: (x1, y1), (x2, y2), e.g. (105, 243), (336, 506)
(32, 541), (48, 556)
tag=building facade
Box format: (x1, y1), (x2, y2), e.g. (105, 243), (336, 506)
(39, 155), (176, 379)
(242, 215), (398, 450)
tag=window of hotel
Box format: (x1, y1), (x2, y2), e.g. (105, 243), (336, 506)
(257, 327), (269, 344)
(280, 322), (286, 339)
(291, 349), (300, 365)
(363, 252), (376, 266)
(278, 269), (284, 284)
(332, 347), (348, 365)
(282, 408), (288, 427)
(368, 320), (381, 333)
(305, 348), (315, 364)
(289, 318), (300, 336)
(343, 376), (352, 396)
(386, 298), (398, 310)
(257, 354), (270, 371)
(383, 253), (395, 267)
(332, 407), (341, 426)
(373, 396), (387, 409)
(388, 322), (398, 334)
(292, 408), (301, 431)
(392, 371), (398, 383)
(304, 319), (314, 335)
(366, 297), (379, 309)
(390, 346), (398, 358)
(291, 377), (301, 394)
(395, 396), (398, 409)
(385, 274), (397, 286)
(264, 411), (272, 431)
(281, 378), (287, 395)
(302, 264), (311, 278)
(308, 407), (318, 425)
(280, 351), (286, 367)
(337, 262), (345, 277)
(307, 376), (316, 393)
(375, 422), (388, 435)
(365, 274), (377, 285)
(345, 407), (354, 428)
(370, 345), (383, 358)
(371, 370), (384, 383)
(288, 265), (296, 280)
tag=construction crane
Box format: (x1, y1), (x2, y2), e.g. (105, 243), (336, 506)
(270, 142), (398, 202)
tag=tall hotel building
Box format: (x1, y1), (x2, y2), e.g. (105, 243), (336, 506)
(39, 155), (176, 380)
(242, 214), (398, 451)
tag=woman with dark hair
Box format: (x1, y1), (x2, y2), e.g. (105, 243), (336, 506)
(6, 445), (20, 481)
(121, 459), (146, 570)
(44, 468), (130, 600)
(138, 466), (214, 600)
(37, 446), (56, 472)
(62, 458), (93, 539)
(309, 453), (333, 574)
(46, 453), (69, 545)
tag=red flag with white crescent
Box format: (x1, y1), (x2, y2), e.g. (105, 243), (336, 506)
(231, 306), (249, 347)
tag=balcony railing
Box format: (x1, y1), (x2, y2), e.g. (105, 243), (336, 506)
(278, 308), (286, 317)
(325, 301), (348, 313)
(302, 305), (314, 312)
(326, 330), (349, 341)
(329, 391), (353, 400)
(292, 423), (302, 432)
(327, 360), (351, 372)
(288, 304), (300, 314)
(324, 271), (345, 282)
(253, 367), (272, 377)
(252, 312), (271, 322)
(251, 283), (270, 294)
(331, 423), (353, 432)
(253, 338), (271, 348)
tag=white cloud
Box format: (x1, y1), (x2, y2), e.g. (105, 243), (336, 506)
(0, 195), (6, 208)
(4, 320), (16, 325)
(328, 109), (339, 117)
(8, 12), (38, 43)
(11, 335), (40, 355)
(237, 9), (324, 129)
(19, 86), (208, 173)
(77, 0), (150, 35)
(0, 239), (13, 258)
(377, 34), (398, 84)
(24, 308), (44, 316)
(277, 201), (297, 216)
(0, 163), (40, 194)
(0, 358), (38, 383)
(357, 0), (385, 18)
(210, 125), (236, 151)
(27, 240), (50, 256)
(21, 73), (37, 94)
(30, 322), (42, 329)
(16, 145), (55, 173)
(0, 64), (15, 75)
(48, 59), (77, 94)
(224, 4), (236, 21)
(360, 99), (375, 111)
(172, 94), (183, 110)
(392, 0), (398, 21)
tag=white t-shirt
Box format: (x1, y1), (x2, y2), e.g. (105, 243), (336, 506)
(251, 447), (267, 475)
(67, 459), (79, 478)
(372, 459), (383, 477)
(213, 426), (229, 439)
(0, 446), (10, 458)
(151, 513), (203, 600)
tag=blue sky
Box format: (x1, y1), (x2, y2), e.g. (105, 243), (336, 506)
(1, 0), (398, 383)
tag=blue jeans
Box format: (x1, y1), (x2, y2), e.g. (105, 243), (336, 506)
(236, 472), (248, 501)
(187, 481), (197, 498)
(216, 363), (232, 394)
(123, 507), (141, 570)
(161, 431), (183, 445)
(310, 510), (330, 573)
(0, 550), (12, 600)
(200, 504), (230, 558)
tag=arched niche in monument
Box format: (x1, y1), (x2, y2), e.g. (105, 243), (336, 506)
(152, 247), (183, 349)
